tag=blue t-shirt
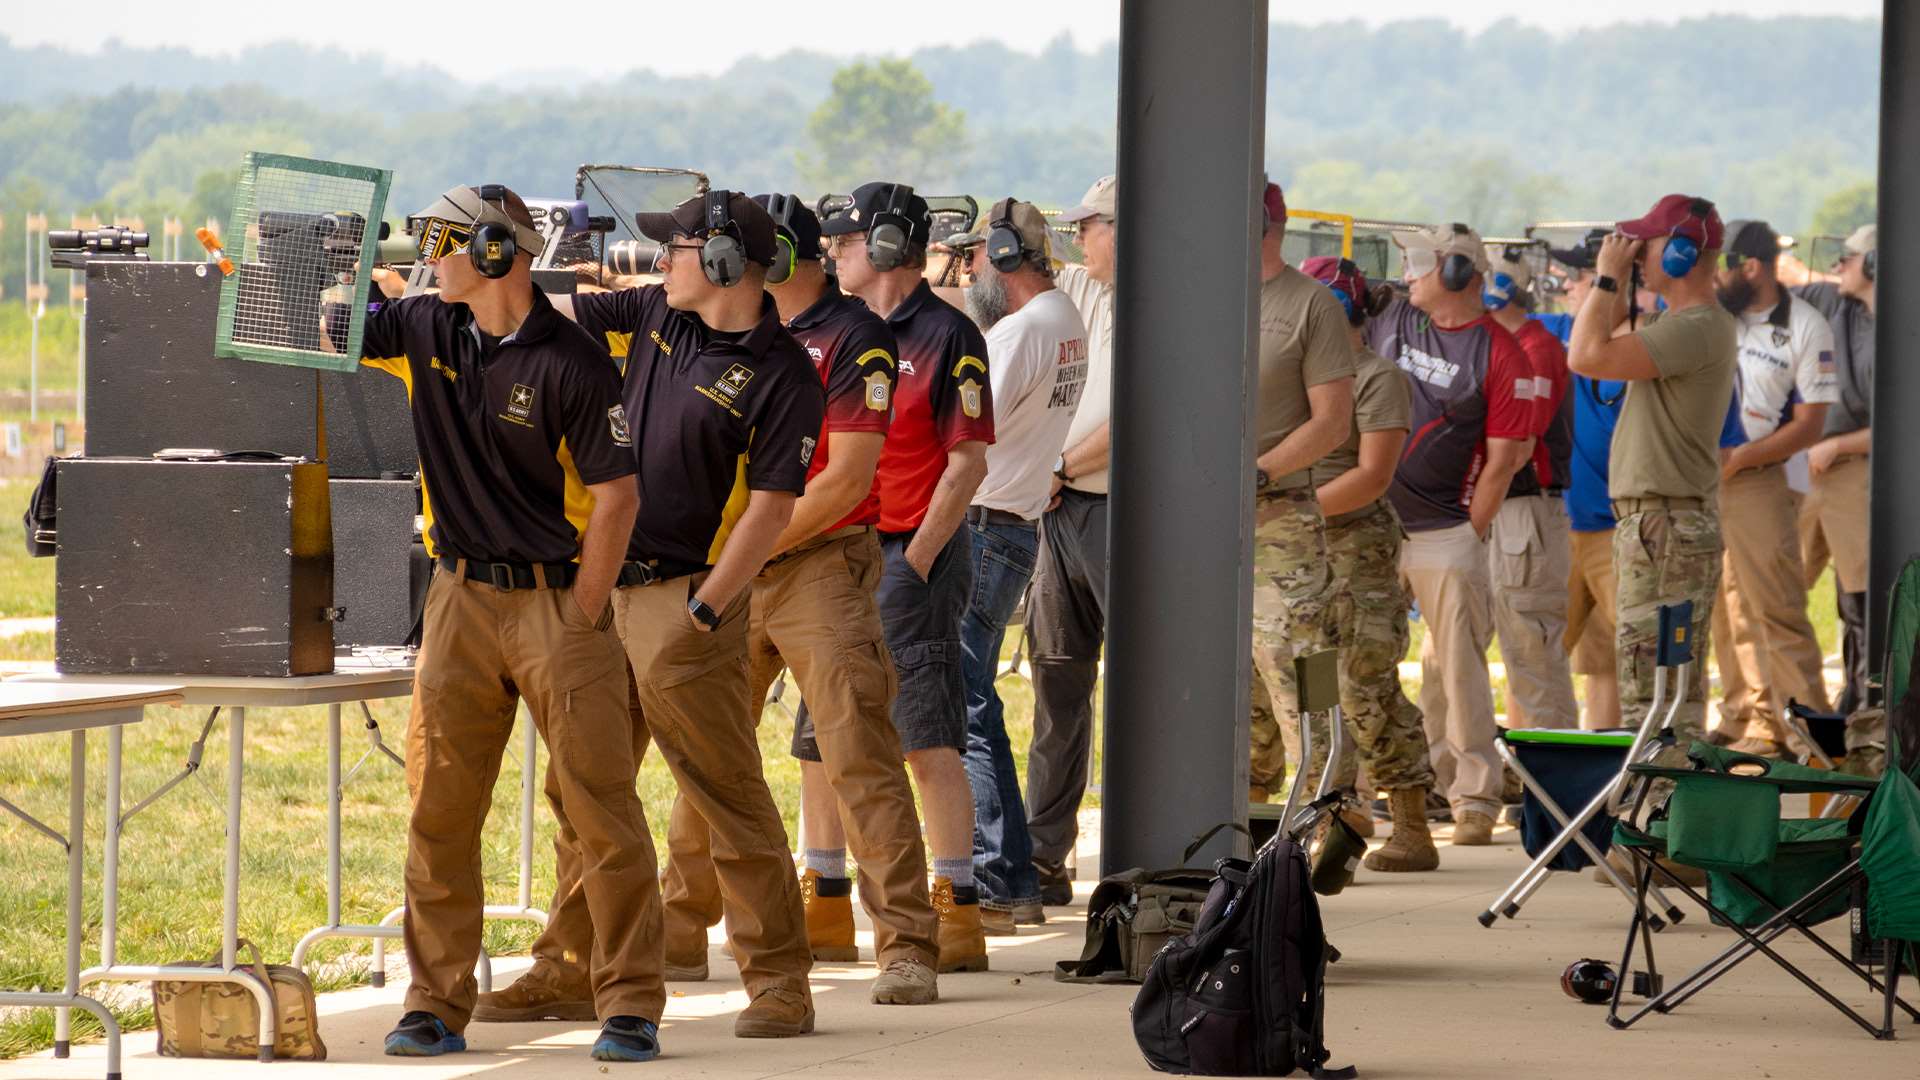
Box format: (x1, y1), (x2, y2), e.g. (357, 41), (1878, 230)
(1533, 313), (1745, 533)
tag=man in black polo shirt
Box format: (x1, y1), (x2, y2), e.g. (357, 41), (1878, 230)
(352, 184), (658, 1062)
(484, 191), (826, 1039)
(650, 195), (941, 1006)
(820, 181), (995, 973)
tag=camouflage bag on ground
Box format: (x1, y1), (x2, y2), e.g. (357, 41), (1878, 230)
(152, 939), (327, 1060)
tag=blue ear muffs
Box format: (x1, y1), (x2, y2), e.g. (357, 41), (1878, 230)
(1483, 271), (1516, 310)
(1661, 233), (1701, 279)
(1332, 287), (1357, 322)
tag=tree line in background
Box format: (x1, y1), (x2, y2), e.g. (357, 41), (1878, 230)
(0, 16), (1886, 302)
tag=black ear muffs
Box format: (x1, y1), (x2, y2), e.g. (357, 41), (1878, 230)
(1865, 246), (1878, 282)
(984, 197), (1025, 273)
(866, 183), (917, 272)
(469, 184), (518, 279)
(699, 188), (748, 288)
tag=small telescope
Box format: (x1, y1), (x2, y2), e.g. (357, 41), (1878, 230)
(49, 226), (150, 270)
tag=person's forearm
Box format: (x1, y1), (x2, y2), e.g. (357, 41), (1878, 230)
(1062, 423), (1110, 480)
(1316, 465), (1391, 519)
(698, 495), (795, 612)
(573, 489), (637, 621)
(1831, 428), (1872, 459)
(1568, 286), (1627, 375)
(771, 467), (869, 554)
(907, 455), (988, 569)
(1257, 412), (1347, 481)
(1736, 414), (1827, 470)
(1468, 441), (1532, 538)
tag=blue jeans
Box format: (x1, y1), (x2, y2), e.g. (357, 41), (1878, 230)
(960, 517), (1043, 908)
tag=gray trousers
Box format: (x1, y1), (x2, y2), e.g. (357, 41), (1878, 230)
(1025, 488), (1109, 874)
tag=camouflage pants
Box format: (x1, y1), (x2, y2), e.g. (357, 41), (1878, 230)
(1614, 506), (1721, 744)
(1248, 487), (1340, 791)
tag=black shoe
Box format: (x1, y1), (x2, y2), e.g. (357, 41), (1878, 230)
(384, 1010), (466, 1057)
(591, 1015), (661, 1062)
(1034, 861), (1074, 906)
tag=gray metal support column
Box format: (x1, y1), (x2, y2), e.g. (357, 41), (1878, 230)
(1102, 0), (1268, 874)
(1869, 0), (1915, 667)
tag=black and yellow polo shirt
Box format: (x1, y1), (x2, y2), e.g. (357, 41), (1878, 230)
(359, 288), (635, 564)
(573, 285), (826, 569)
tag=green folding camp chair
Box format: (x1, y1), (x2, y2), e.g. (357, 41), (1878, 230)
(1602, 561), (1920, 1038)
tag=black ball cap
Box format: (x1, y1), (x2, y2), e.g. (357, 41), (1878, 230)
(754, 193), (823, 260)
(635, 191), (779, 266)
(819, 181), (932, 245)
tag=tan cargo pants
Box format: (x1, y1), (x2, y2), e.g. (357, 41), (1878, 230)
(1487, 493), (1578, 728)
(1712, 465), (1830, 741)
(661, 528), (939, 969)
(523, 570), (813, 1005)
(402, 571), (661, 1030)
(1401, 520), (1502, 820)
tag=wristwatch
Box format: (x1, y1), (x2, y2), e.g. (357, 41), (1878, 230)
(1052, 454), (1070, 481)
(688, 596), (720, 630)
(1594, 275), (1620, 294)
(1255, 467), (1275, 493)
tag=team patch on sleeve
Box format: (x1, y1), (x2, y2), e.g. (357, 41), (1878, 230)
(1513, 378), (1537, 399)
(800, 435), (817, 467)
(608, 404), (632, 446)
(960, 378), (984, 418)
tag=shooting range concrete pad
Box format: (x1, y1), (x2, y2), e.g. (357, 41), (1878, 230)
(6, 823), (1914, 1078)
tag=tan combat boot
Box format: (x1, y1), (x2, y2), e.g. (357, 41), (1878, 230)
(801, 869), (860, 962)
(931, 877), (989, 973)
(1363, 787), (1440, 872)
(1452, 809), (1496, 846)
(871, 957), (939, 1005)
(734, 986), (815, 1038)
(472, 962), (595, 1022)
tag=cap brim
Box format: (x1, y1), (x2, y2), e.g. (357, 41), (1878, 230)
(633, 211), (686, 243)
(1057, 205), (1101, 223)
(1614, 216), (1665, 240)
(819, 214), (865, 237)
(1548, 247), (1595, 270)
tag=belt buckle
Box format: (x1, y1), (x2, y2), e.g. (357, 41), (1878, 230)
(488, 563), (516, 591)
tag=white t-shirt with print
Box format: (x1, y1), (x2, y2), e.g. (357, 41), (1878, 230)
(1053, 263), (1115, 495)
(1733, 292), (1838, 446)
(972, 288), (1090, 520)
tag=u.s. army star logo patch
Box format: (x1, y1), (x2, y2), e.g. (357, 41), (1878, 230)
(508, 383), (535, 418)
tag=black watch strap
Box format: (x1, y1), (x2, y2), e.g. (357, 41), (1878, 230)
(688, 597), (720, 629)
(1595, 274), (1620, 293)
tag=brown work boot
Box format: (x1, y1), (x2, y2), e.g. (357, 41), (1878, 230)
(932, 877), (990, 973)
(1451, 809), (1496, 846)
(1363, 788), (1440, 872)
(472, 963), (594, 1022)
(800, 869), (860, 962)
(734, 987), (815, 1038)
(870, 957), (939, 1005)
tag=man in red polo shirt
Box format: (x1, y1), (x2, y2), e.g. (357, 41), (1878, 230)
(1482, 243), (1579, 730)
(816, 181), (996, 974)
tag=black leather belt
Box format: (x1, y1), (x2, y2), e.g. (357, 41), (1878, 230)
(966, 505), (1032, 527)
(438, 556), (576, 591)
(616, 558), (706, 587)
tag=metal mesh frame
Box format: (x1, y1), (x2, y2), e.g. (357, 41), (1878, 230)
(214, 153), (392, 373)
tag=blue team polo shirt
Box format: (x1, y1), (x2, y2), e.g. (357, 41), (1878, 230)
(1532, 313), (1746, 533)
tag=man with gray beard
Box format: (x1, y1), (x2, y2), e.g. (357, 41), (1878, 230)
(943, 198), (1088, 932)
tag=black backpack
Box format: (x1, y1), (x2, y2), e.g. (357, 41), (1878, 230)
(1131, 835), (1354, 1078)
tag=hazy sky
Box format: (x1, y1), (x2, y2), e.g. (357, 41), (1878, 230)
(3, 1), (1885, 78)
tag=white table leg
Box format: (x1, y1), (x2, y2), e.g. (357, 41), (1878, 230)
(53, 730), (83, 1058)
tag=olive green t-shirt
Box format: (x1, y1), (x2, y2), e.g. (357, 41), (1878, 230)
(1259, 264), (1357, 485)
(1310, 343), (1410, 498)
(1609, 303), (1739, 501)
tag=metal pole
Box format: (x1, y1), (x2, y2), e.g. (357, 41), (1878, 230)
(224, 706), (243, 973)
(54, 730), (84, 1057)
(1871, 0), (1915, 668)
(327, 703), (342, 927)
(1102, 0), (1268, 873)
(103, 725), (122, 967)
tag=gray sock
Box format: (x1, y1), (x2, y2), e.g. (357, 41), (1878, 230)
(805, 848), (848, 880)
(933, 856), (975, 892)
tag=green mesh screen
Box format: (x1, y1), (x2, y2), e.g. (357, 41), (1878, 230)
(214, 153), (392, 373)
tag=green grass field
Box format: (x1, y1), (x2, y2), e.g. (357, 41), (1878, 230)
(0, 477), (1840, 1058)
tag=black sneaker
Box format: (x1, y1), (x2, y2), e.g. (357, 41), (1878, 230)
(591, 1015), (661, 1062)
(384, 1010), (466, 1056)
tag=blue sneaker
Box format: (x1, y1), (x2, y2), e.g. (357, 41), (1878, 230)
(591, 1015), (661, 1062)
(384, 1010), (467, 1056)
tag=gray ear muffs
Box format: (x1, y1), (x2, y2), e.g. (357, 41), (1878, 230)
(1439, 222), (1476, 292)
(700, 188), (747, 288)
(985, 197), (1025, 273)
(866, 183), (917, 272)
(1865, 246), (1877, 282)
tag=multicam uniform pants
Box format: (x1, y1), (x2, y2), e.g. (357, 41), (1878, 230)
(1248, 486), (1341, 793)
(1274, 501), (1435, 799)
(1613, 503), (1722, 745)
